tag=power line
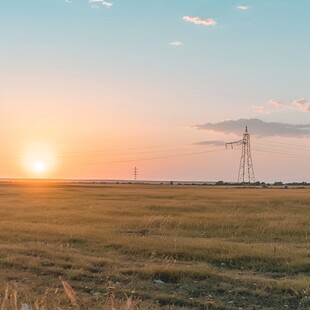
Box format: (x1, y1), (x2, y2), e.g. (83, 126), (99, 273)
(53, 142), (202, 156)
(255, 141), (310, 152)
(55, 147), (225, 166)
(253, 148), (310, 160)
(254, 140), (310, 150)
(52, 145), (212, 159)
(0, 143), (218, 161)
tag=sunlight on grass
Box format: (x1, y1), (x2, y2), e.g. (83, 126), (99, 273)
(0, 183), (309, 309)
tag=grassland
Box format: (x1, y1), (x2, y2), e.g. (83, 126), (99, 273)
(0, 183), (309, 309)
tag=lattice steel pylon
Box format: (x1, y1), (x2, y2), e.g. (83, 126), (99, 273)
(226, 126), (255, 186)
(133, 166), (139, 181)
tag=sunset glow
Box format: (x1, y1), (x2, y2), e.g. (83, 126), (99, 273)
(21, 142), (57, 177)
(0, 1), (309, 182)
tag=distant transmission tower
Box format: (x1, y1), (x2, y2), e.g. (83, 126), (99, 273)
(226, 126), (255, 186)
(133, 166), (139, 181)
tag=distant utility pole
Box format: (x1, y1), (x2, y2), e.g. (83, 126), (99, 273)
(226, 126), (255, 186)
(133, 166), (139, 181)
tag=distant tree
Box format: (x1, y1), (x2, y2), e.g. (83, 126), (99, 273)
(216, 181), (224, 185)
(273, 181), (283, 186)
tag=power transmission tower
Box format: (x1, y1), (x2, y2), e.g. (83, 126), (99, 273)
(133, 166), (139, 181)
(226, 126), (255, 186)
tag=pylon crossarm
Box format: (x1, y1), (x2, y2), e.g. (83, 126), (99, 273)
(225, 139), (243, 149)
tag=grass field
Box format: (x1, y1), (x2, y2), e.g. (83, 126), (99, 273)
(0, 183), (309, 309)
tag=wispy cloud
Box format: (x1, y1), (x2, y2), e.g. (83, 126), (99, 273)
(102, 1), (112, 7)
(252, 99), (287, 114)
(292, 98), (310, 112)
(253, 98), (310, 114)
(183, 16), (217, 26)
(89, 0), (112, 8)
(65, 0), (72, 3)
(193, 140), (225, 146)
(194, 119), (310, 138)
(237, 6), (249, 10)
(169, 41), (184, 47)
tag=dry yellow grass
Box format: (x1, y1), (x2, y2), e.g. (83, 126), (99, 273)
(0, 182), (309, 309)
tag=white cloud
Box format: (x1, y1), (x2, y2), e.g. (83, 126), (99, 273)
(253, 98), (310, 114)
(252, 99), (287, 114)
(102, 1), (112, 7)
(169, 41), (184, 47)
(89, 0), (112, 8)
(237, 6), (249, 10)
(292, 98), (310, 112)
(65, 0), (72, 3)
(183, 16), (217, 26)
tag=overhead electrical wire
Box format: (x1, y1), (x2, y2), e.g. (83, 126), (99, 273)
(54, 142), (206, 156)
(60, 147), (225, 166)
(0, 138), (309, 167)
(252, 148), (310, 161)
(255, 140), (310, 151)
(0, 142), (220, 160)
(55, 144), (218, 158)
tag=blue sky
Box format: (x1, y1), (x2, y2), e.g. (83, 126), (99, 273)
(0, 0), (309, 181)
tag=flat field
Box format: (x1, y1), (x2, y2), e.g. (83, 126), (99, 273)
(0, 183), (309, 309)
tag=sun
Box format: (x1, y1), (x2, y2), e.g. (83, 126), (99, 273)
(33, 161), (47, 174)
(22, 141), (57, 178)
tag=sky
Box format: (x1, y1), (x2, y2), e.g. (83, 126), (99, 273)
(0, 0), (309, 182)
